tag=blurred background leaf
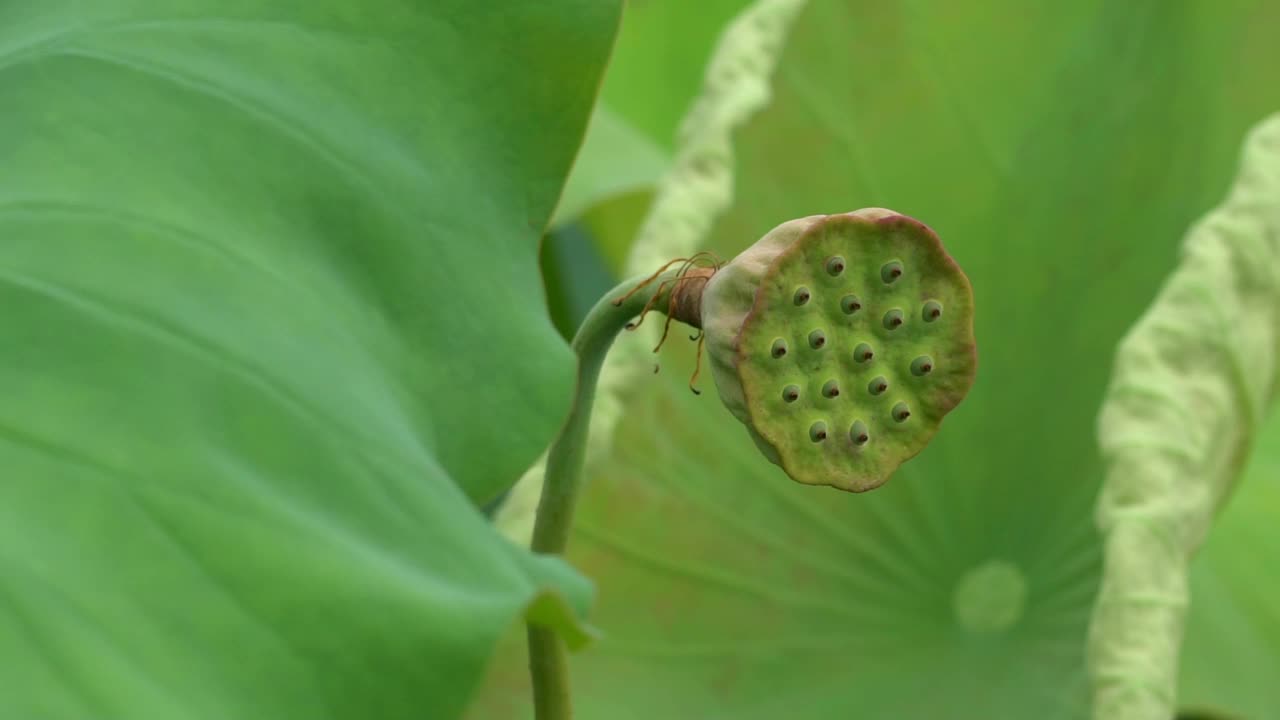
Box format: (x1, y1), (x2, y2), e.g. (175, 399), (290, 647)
(541, 221), (618, 342)
(0, 1), (618, 717)
(540, 0), (756, 339)
(551, 105), (668, 231)
(1179, 409), (1280, 718)
(488, 1), (1280, 718)
(599, 0), (757, 151)
(1089, 113), (1280, 719)
(540, 106), (658, 341)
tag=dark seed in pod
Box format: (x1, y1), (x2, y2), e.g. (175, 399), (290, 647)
(892, 402), (911, 422)
(911, 355), (934, 376)
(868, 376), (888, 395)
(881, 260), (904, 284)
(810, 421), (828, 442)
(850, 420), (869, 446)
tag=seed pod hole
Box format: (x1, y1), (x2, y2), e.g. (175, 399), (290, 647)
(853, 343), (874, 363)
(883, 309), (904, 330)
(892, 402), (912, 423)
(881, 260), (904, 284)
(826, 256), (846, 276)
(911, 355), (935, 376)
(840, 295), (862, 315)
(794, 287), (811, 306)
(868, 376), (889, 395)
(808, 329), (827, 349)
(849, 420), (869, 446)
(771, 338), (788, 358)
(922, 300), (943, 322)
(810, 421), (828, 442)
(821, 380), (840, 398)
(782, 385), (800, 403)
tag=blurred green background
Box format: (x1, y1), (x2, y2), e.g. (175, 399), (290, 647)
(520, 1), (1280, 718)
(2, 1), (1277, 719)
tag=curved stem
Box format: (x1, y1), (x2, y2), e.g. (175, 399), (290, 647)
(527, 272), (675, 720)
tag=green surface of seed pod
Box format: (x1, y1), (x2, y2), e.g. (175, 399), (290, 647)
(699, 208), (977, 492)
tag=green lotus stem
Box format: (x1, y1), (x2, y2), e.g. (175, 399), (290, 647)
(527, 271), (678, 720)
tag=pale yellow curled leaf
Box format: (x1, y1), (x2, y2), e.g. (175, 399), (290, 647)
(497, 0), (808, 544)
(1089, 113), (1280, 720)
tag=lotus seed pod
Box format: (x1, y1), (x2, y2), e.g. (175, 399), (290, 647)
(699, 208), (977, 492)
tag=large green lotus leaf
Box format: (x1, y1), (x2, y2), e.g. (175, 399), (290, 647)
(475, 2), (1280, 718)
(0, 1), (619, 717)
(1178, 410), (1280, 718)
